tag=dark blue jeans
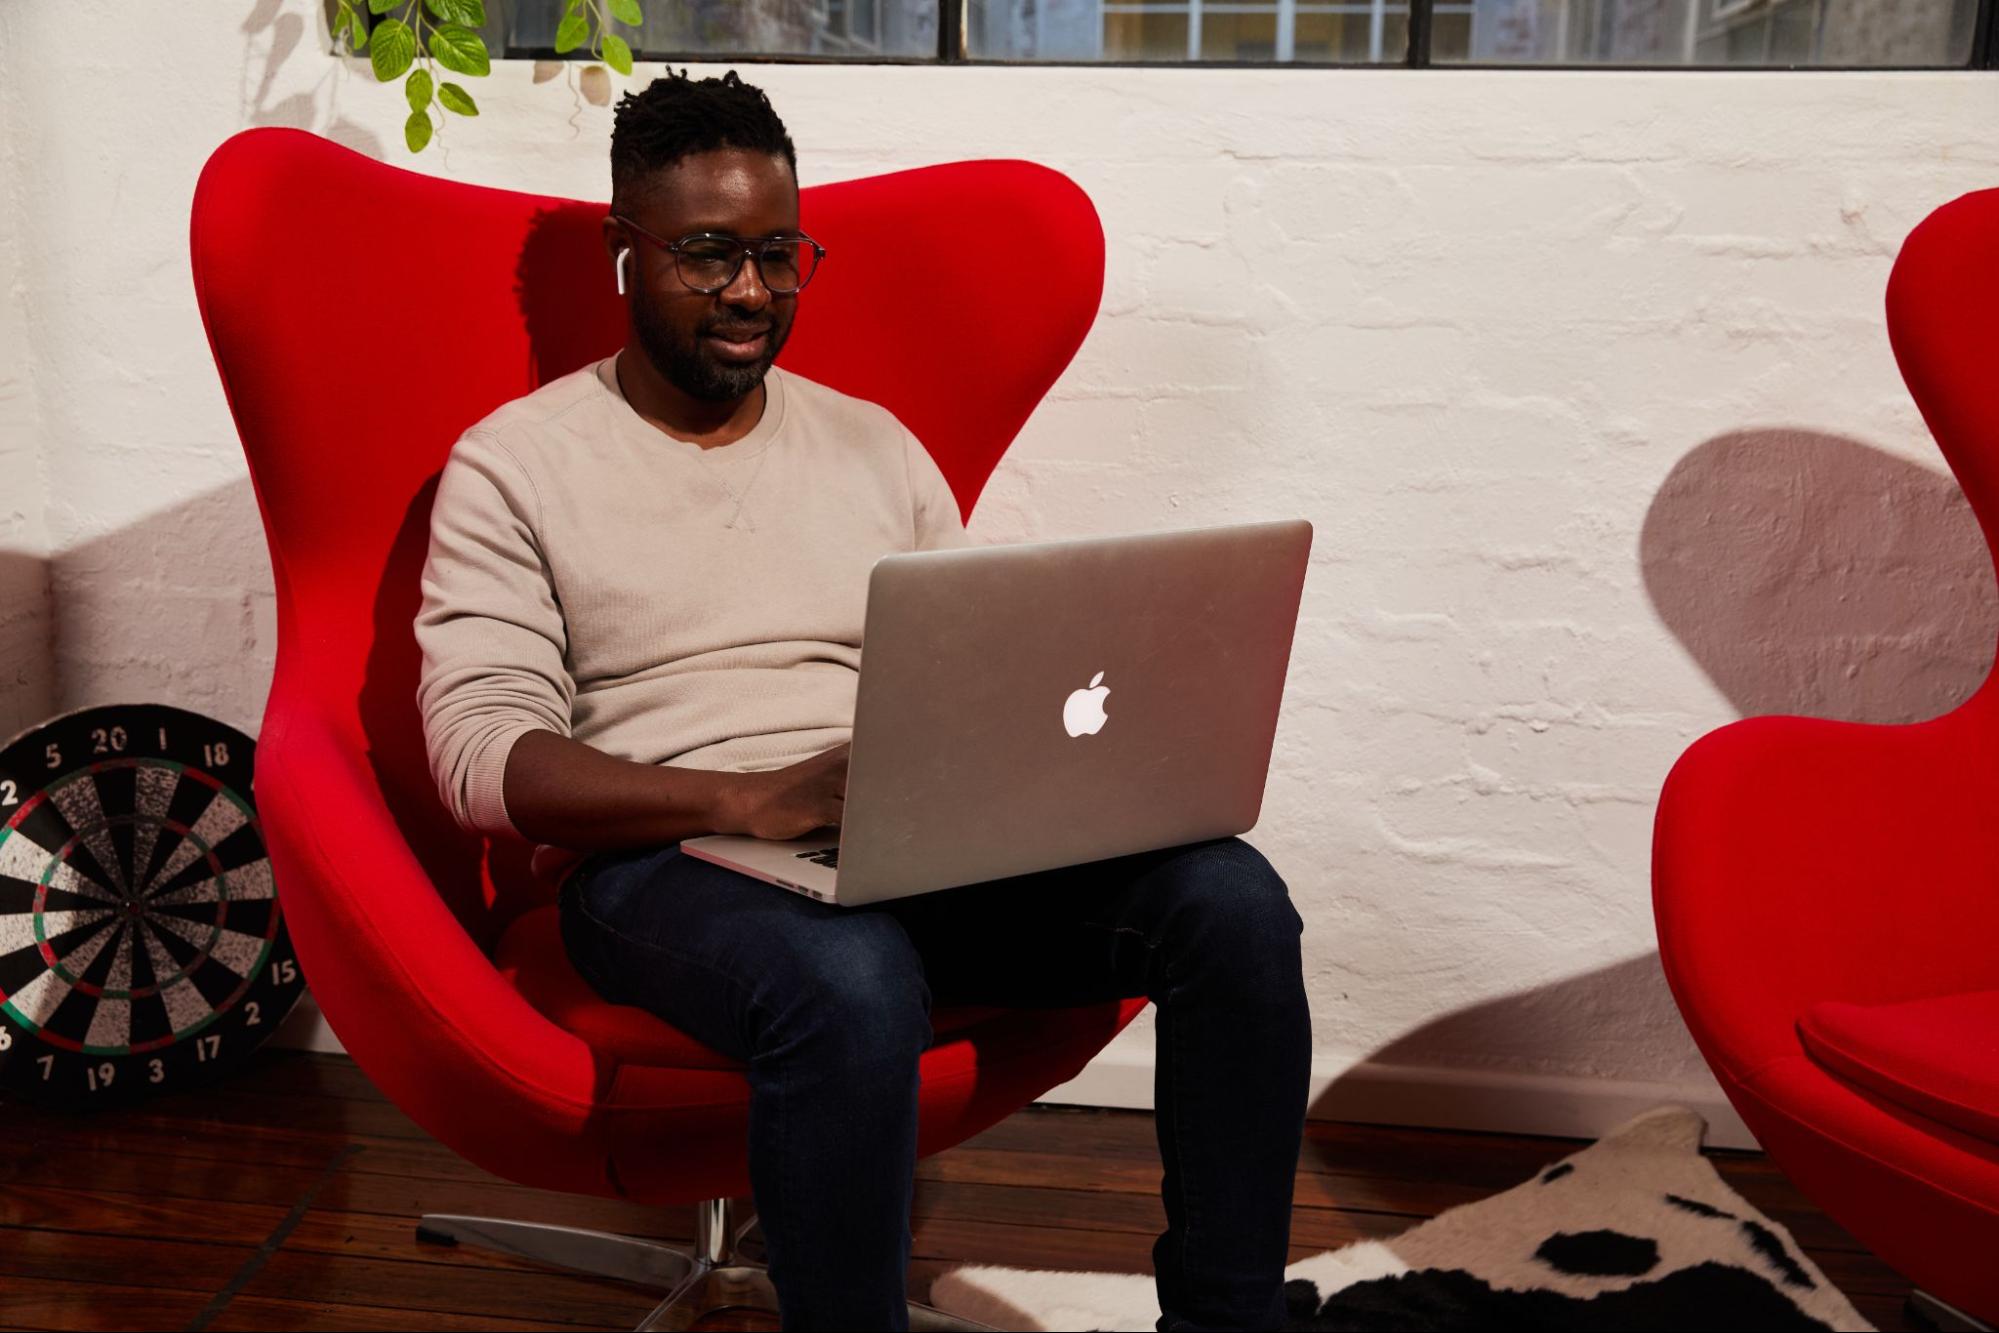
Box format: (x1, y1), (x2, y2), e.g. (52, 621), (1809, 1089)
(558, 834), (1312, 1332)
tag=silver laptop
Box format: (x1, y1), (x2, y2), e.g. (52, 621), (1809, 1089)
(680, 518), (1312, 906)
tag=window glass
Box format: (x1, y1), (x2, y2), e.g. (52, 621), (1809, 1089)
(425, 0), (1981, 65)
(486, 0), (937, 59)
(1430, 0), (1979, 66)
(973, 0), (1410, 59)
(1298, 7), (1411, 59)
(1100, 6), (1195, 58)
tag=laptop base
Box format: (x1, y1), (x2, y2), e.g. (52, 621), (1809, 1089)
(681, 833), (842, 903)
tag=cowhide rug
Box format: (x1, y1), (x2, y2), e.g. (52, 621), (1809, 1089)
(929, 1106), (1871, 1331)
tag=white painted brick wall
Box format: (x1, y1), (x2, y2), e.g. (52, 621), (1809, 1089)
(0, 24), (54, 744)
(5, 1), (1997, 1135)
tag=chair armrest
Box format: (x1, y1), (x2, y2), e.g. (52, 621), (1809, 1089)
(255, 690), (607, 1141)
(1653, 701), (1999, 1085)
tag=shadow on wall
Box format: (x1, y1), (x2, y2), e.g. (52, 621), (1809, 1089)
(239, 0), (601, 160)
(45, 483), (275, 738)
(1343, 952), (1695, 1076)
(27, 2), (381, 731)
(39, 470), (552, 955)
(27, 2), (385, 729)
(1641, 428), (1999, 724)
(33, 184), (624, 1032)
(242, 0), (386, 159)
(0, 551), (55, 743)
(1313, 428), (1997, 1141)
(1306, 954), (1740, 1141)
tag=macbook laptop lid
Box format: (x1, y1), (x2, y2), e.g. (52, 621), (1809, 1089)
(725, 517), (1310, 905)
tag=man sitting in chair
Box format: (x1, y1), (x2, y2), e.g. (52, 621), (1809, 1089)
(415, 70), (1311, 1333)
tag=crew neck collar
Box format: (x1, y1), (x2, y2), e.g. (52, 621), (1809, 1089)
(594, 351), (787, 462)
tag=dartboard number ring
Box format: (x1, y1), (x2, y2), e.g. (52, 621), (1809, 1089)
(0, 703), (306, 1108)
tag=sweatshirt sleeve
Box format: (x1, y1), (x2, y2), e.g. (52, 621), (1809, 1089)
(903, 425), (973, 551)
(414, 430), (574, 839)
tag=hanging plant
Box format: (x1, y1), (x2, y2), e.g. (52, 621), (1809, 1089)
(330, 0), (645, 152)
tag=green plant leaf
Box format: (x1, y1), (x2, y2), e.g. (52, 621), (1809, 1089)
(405, 67), (433, 112)
(405, 109), (433, 153)
(554, 13), (588, 53)
(345, 8), (370, 50)
(609, 0), (643, 24)
(370, 18), (416, 80)
(369, 0), (397, 13)
(602, 32), (633, 75)
(425, 0), (487, 25)
(438, 81), (479, 115)
(429, 23), (491, 75)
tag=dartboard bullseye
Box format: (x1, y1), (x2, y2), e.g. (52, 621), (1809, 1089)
(0, 703), (305, 1108)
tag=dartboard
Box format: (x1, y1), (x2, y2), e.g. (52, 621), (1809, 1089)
(0, 703), (305, 1109)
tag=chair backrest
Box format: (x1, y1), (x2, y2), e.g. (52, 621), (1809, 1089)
(1886, 186), (1999, 704)
(191, 128), (1103, 946)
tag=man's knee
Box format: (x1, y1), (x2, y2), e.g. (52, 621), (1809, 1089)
(1161, 838), (1304, 953)
(762, 913), (932, 1056)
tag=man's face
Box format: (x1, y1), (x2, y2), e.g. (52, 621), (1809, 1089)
(624, 148), (801, 402)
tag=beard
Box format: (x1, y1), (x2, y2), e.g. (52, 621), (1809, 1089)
(631, 292), (789, 403)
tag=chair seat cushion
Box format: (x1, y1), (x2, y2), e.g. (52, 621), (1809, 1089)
(495, 904), (1009, 1070)
(1799, 990), (1999, 1145)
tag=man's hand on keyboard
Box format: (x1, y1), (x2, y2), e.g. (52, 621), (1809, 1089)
(715, 741), (848, 842)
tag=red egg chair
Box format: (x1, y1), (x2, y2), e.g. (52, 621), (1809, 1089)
(1654, 188), (1999, 1328)
(189, 126), (1144, 1328)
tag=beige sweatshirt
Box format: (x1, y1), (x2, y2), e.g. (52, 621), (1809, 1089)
(414, 355), (971, 885)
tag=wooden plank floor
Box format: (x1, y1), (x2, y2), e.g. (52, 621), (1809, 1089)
(1, 1049), (1914, 1331)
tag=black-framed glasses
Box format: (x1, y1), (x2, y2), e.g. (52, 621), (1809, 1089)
(614, 215), (826, 295)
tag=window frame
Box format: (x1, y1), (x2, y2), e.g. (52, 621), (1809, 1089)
(374, 0), (1999, 69)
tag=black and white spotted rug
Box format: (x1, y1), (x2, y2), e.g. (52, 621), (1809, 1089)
(929, 1106), (1870, 1331)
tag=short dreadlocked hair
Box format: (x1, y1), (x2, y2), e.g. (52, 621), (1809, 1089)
(610, 69), (797, 216)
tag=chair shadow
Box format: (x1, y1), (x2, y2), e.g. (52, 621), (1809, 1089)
(1312, 427), (1997, 1143)
(1640, 427), (1997, 724)
(0, 550), (55, 745)
(42, 198), (628, 958)
(1303, 953), (1716, 1144)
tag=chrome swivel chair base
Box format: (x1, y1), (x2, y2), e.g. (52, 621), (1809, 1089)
(1910, 1289), (1995, 1333)
(416, 1196), (998, 1331)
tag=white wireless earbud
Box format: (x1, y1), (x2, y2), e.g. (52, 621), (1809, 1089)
(616, 248), (631, 296)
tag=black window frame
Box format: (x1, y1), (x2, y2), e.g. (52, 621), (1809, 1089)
(374, 1), (1999, 70)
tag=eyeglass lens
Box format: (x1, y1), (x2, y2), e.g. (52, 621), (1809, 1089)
(677, 238), (817, 294)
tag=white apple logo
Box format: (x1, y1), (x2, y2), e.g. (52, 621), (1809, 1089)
(1063, 670), (1111, 737)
